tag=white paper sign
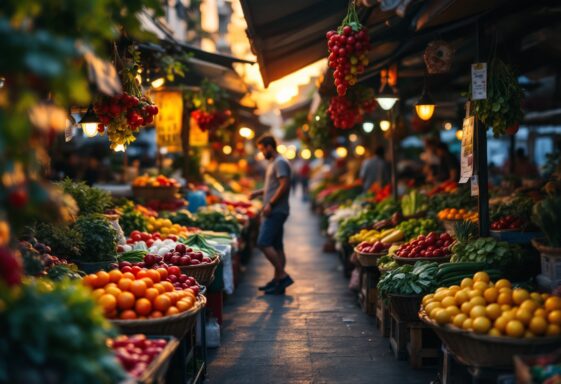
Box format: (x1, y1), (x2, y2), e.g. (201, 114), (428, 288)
(459, 116), (475, 183)
(471, 63), (487, 100)
(471, 175), (479, 196)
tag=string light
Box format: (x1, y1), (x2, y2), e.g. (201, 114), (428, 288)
(223, 145), (233, 155)
(355, 145), (366, 156)
(239, 127), (255, 139)
(314, 149), (324, 158)
(301, 148), (312, 160)
(151, 77), (165, 89)
(349, 134), (358, 142)
(456, 130), (464, 140)
(444, 122), (453, 130)
(335, 146), (348, 158)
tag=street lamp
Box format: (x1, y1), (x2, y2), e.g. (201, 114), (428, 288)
(79, 104), (100, 137)
(362, 121), (374, 133)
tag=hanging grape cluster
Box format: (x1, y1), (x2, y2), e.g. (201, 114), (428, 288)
(328, 85), (377, 129)
(326, 2), (370, 96)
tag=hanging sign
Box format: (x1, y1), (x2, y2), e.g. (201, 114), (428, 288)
(471, 175), (479, 197)
(459, 116), (475, 183)
(152, 91), (183, 153)
(189, 117), (209, 147)
(471, 63), (487, 100)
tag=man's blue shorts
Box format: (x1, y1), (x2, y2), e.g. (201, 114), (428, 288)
(257, 212), (288, 251)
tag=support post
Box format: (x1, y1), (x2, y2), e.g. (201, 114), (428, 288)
(390, 110), (398, 200)
(475, 20), (490, 237)
(182, 108), (191, 180)
(509, 134), (516, 174)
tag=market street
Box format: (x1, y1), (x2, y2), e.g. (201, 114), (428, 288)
(207, 195), (435, 384)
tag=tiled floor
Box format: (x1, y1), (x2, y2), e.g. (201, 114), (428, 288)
(206, 196), (436, 383)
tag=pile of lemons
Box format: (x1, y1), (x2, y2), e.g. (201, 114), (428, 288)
(146, 217), (188, 237)
(423, 271), (561, 338)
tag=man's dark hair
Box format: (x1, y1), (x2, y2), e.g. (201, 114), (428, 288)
(257, 134), (277, 148)
(375, 145), (385, 157)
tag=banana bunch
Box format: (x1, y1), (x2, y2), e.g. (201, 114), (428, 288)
(350, 228), (399, 245)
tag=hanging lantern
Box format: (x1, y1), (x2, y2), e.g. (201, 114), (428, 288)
(79, 104), (100, 137)
(415, 88), (435, 121)
(376, 70), (399, 111)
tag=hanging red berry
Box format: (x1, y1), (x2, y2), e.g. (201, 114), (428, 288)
(326, 1), (370, 96)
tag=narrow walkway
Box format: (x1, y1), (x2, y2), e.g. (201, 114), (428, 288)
(207, 196), (435, 384)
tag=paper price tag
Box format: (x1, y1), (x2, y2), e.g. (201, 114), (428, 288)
(471, 175), (479, 196)
(471, 63), (487, 100)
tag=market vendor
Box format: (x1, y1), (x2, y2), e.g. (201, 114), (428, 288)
(359, 145), (389, 193)
(249, 135), (294, 295)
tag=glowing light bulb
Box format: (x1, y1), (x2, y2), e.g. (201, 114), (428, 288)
(355, 145), (366, 156)
(362, 122), (374, 133)
(380, 120), (391, 132)
(335, 146), (348, 158)
(277, 144), (287, 154)
(314, 149), (324, 158)
(301, 148), (312, 160)
(151, 77), (165, 89)
(239, 127), (255, 139)
(113, 143), (126, 152)
(415, 104), (435, 121)
(456, 130), (464, 140)
(223, 145), (233, 155)
(349, 134), (358, 142)
(444, 122), (453, 130)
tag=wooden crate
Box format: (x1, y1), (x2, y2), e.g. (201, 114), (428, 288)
(407, 322), (441, 369)
(358, 266), (380, 316)
(389, 308), (408, 360)
(376, 298), (390, 337)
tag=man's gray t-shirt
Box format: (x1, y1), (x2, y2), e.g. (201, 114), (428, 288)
(263, 155), (292, 215)
(359, 156), (389, 192)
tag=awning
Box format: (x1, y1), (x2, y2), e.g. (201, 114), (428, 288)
(240, 0), (350, 86)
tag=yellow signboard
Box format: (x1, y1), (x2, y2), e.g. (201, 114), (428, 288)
(189, 117), (209, 147)
(152, 91), (183, 153)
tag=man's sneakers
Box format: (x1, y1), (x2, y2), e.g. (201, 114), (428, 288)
(264, 275), (294, 295)
(258, 279), (276, 291)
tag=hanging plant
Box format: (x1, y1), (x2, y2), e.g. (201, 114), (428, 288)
(186, 78), (233, 132)
(328, 85), (376, 129)
(94, 46), (159, 149)
(469, 57), (524, 136)
(326, 1), (370, 96)
(309, 102), (334, 149)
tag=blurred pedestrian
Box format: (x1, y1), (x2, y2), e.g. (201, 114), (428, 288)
(359, 146), (389, 193)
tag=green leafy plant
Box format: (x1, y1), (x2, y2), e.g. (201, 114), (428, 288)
(73, 215), (118, 262)
(532, 196), (561, 247)
(58, 179), (112, 216)
(34, 223), (84, 261)
(378, 261), (439, 298)
(470, 57), (524, 136)
(451, 237), (523, 271)
(453, 220), (478, 242)
(0, 278), (125, 383)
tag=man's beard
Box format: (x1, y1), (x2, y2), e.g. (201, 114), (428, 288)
(264, 151), (274, 160)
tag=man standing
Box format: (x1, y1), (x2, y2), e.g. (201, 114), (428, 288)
(359, 145), (389, 193)
(250, 135), (294, 295)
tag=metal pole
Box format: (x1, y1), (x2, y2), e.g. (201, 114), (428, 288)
(390, 109), (398, 200)
(509, 134), (516, 174)
(475, 20), (490, 237)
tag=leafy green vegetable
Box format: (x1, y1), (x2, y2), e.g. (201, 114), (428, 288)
(470, 57), (524, 136)
(427, 187), (476, 218)
(532, 196), (561, 247)
(47, 264), (83, 281)
(336, 199), (399, 243)
(378, 261), (439, 298)
(181, 233), (219, 258)
(58, 178), (112, 216)
(73, 215), (118, 262)
(401, 190), (428, 216)
(34, 223), (84, 261)
(451, 237), (524, 271)
(0, 279), (126, 383)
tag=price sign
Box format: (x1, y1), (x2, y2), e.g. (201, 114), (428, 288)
(471, 63), (487, 100)
(459, 116), (475, 183)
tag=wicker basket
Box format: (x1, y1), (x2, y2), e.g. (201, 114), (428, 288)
(419, 309), (561, 368)
(111, 295), (206, 339)
(389, 294), (422, 323)
(392, 254), (451, 265)
(132, 186), (179, 202)
(354, 247), (387, 267)
(179, 256), (221, 286)
(138, 336), (180, 384)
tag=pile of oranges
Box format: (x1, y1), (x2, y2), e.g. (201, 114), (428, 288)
(83, 269), (197, 320)
(437, 208), (478, 222)
(423, 272), (561, 338)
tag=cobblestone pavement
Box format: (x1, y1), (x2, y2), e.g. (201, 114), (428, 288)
(206, 197), (436, 384)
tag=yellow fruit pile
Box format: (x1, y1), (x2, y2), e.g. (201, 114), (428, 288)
(146, 217), (188, 237)
(422, 272), (561, 338)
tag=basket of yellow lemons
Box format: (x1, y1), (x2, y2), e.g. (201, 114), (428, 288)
(420, 272), (561, 368)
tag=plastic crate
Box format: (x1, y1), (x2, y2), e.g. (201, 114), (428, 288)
(540, 253), (561, 288)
